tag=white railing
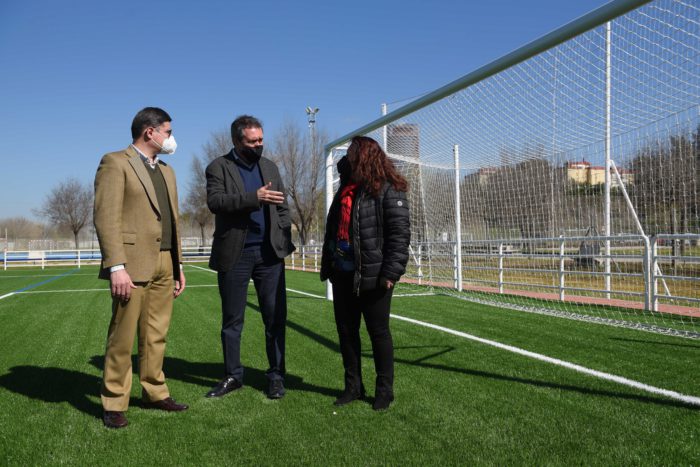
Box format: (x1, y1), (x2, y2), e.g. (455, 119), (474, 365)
(1, 247), (212, 270)
(651, 234), (700, 312)
(288, 245), (321, 272)
(400, 234), (699, 313)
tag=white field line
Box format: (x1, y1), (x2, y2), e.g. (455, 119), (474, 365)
(186, 264), (321, 299)
(10, 284), (221, 295)
(0, 273), (97, 279)
(393, 292), (436, 297)
(187, 264), (432, 299)
(0, 292), (16, 300)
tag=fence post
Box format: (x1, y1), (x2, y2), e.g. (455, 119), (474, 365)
(41, 251), (45, 270)
(453, 244), (458, 290)
(559, 237), (566, 301)
(301, 245), (306, 272)
(3, 248), (6, 270)
(314, 247), (318, 272)
(651, 236), (659, 312)
(417, 244), (423, 285)
(498, 242), (504, 294)
(643, 236), (651, 311)
(77, 249), (81, 269)
(291, 251), (296, 270)
(454, 144), (462, 292)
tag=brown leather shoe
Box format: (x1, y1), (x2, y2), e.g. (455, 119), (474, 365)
(147, 397), (189, 412)
(103, 411), (128, 429)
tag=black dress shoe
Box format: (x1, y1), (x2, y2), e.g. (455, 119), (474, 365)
(206, 377), (243, 398)
(103, 411), (128, 429)
(372, 393), (394, 411)
(267, 379), (285, 399)
(333, 389), (365, 406)
(148, 397), (189, 412)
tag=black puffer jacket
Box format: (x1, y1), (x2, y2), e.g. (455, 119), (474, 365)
(321, 180), (411, 294)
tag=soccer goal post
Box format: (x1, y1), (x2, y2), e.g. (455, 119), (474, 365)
(325, 0), (700, 338)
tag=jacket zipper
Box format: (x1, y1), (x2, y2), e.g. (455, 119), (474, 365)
(353, 189), (363, 296)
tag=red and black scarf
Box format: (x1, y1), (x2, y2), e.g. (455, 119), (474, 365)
(337, 183), (358, 242)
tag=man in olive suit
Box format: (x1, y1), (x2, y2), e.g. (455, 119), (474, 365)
(94, 107), (188, 429)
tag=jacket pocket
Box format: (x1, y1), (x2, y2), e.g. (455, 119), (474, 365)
(122, 233), (136, 245)
(277, 221), (293, 250)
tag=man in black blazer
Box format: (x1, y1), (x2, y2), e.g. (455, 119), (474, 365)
(205, 115), (295, 399)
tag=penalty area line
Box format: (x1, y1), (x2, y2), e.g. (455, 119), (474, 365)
(391, 313), (700, 407)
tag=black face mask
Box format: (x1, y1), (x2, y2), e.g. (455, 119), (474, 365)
(337, 156), (352, 184)
(239, 145), (264, 162)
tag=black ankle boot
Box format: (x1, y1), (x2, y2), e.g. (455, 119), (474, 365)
(372, 392), (394, 411)
(333, 386), (366, 406)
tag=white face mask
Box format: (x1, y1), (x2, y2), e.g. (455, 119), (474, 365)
(154, 134), (177, 155)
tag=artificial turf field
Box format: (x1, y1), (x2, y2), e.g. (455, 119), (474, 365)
(0, 264), (698, 465)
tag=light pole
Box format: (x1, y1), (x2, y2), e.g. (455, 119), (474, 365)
(306, 107), (319, 244)
(306, 106), (319, 146)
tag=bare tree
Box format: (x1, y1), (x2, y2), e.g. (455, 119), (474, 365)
(630, 129), (700, 265)
(183, 156), (212, 246)
(0, 217), (45, 246)
(34, 178), (92, 249)
(182, 129), (231, 246)
(270, 119), (326, 245)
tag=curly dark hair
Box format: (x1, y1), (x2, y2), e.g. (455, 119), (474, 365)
(348, 136), (408, 197)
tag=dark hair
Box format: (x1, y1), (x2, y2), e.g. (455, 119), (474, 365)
(131, 107), (171, 140)
(349, 136), (408, 197)
(231, 115), (263, 144)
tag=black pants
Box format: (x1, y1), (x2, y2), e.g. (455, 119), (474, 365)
(217, 244), (287, 382)
(332, 274), (394, 396)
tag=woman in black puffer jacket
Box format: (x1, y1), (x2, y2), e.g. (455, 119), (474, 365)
(320, 135), (410, 411)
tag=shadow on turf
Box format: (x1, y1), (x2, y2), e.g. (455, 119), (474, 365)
(0, 366), (102, 418)
(88, 355), (338, 399)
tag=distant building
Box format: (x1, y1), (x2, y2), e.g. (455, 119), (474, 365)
(387, 124), (420, 159)
(386, 123), (427, 240)
(566, 160), (634, 186)
(477, 167), (497, 185)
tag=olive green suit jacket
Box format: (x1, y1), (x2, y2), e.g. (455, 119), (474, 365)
(94, 146), (182, 282)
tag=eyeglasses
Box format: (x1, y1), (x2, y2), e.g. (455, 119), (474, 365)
(151, 127), (172, 137)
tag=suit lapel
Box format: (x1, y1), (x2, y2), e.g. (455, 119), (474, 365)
(160, 163), (178, 220)
(223, 150), (246, 193)
(126, 146), (160, 215)
(258, 158), (273, 186)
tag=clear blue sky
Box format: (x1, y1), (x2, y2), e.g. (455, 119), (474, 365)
(0, 0), (609, 219)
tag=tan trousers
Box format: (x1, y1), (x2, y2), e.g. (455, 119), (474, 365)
(101, 251), (174, 411)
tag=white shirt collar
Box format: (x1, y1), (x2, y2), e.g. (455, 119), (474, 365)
(131, 144), (159, 169)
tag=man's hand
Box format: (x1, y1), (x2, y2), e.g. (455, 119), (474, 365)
(257, 182), (285, 205)
(110, 269), (137, 301)
(174, 269), (186, 298)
